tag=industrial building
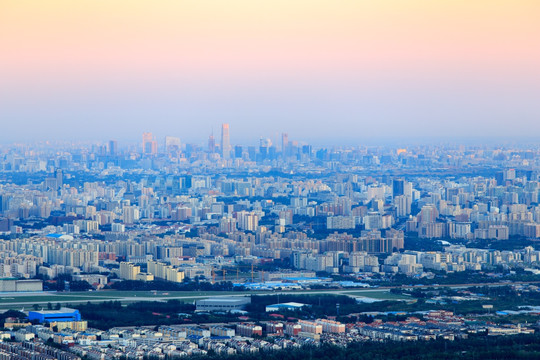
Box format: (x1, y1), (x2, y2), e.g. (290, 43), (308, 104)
(28, 308), (82, 323)
(195, 297), (251, 312)
(0, 278), (42, 292)
(265, 302), (306, 312)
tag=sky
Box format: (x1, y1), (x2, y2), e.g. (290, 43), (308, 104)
(1, 0), (539, 145)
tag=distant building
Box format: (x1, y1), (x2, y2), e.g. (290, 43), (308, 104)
(298, 320), (322, 334)
(266, 302), (306, 312)
(210, 326), (235, 337)
(119, 262), (140, 280)
(392, 179), (404, 197)
(142, 132), (158, 155)
(147, 260), (184, 283)
(285, 322), (302, 336)
(165, 136), (181, 155)
(72, 274), (108, 289)
(28, 308), (82, 323)
(221, 123), (231, 160)
(0, 278), (42, 292)
(316, 319), (345, 333)
(327, 216), (355, 230)
(108, 140), (118, 155)
(265, 321), (284, 335)
(196, 297), (251, 312)
(236, 211), (259, 231)
(236, 323), (262, 337)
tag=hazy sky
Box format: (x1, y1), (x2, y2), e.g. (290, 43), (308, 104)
(1, 0), (539, 145)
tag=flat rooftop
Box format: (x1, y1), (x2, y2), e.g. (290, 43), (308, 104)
(29, 307), (78, 314)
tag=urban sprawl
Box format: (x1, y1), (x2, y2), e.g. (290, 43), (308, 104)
(1, 128), (540, 359)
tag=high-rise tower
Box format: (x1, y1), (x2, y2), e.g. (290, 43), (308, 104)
(142, 132), (157, 155)
(221, 124), (231, 160)
(392, 179), (405, 198)
(55, 169), (63, 189)
(108, 140), (118, 155)
(208, 132), (216, 153)
(282, 133), (289, 157)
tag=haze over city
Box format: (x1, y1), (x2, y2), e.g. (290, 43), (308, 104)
(1, 0), (539, 143)
(2, 2), (540, 359)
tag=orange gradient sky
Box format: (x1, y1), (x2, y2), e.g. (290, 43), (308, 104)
(1, 0), (539, 143)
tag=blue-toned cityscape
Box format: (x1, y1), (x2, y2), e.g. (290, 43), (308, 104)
(0, 131), (540, 359)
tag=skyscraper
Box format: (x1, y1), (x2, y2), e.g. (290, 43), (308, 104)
(208, 133), (216, 153)
(221, 124), (231, 160)
(282, 133), (289, 157)
(259, 138), (272, 160)
(55, 169), (63, 189)
(165, 136), (181, 155)
(142, 132), (157, 155)
(392, 179), (405, 198)
(108, 140), (118, 156)
(234, 145), (243, 158)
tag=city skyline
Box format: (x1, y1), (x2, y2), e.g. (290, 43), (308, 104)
(2, 2), (540, 357)
(1, 1), (539, 143)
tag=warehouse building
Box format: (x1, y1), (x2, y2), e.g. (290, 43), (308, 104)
(0, 278), (42, 292)
(265, 302), (306, 312)
(28, 308), (82, 323)
(195, 297), (250, 312)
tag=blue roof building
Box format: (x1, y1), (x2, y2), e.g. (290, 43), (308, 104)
(28, 308), (81, 323)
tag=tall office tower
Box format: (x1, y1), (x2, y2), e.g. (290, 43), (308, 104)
(142, 132), (152, 151)
(495, 171), (505, 186)
(55, 169), (63, 189)
(234, 145), (243, 158)
(259, 138), (272, 159)
(142, 132), (157, 155)
(247, 146), (256, 161)
(0, 195), (10, 213)
(108, 140), (118, 156)
(208, 133), (216, 153)
(221, 123), (231, 159)
(165, 136), (181, 155)
(392, 179), (405, 198)
(282, 133), (289, 156)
